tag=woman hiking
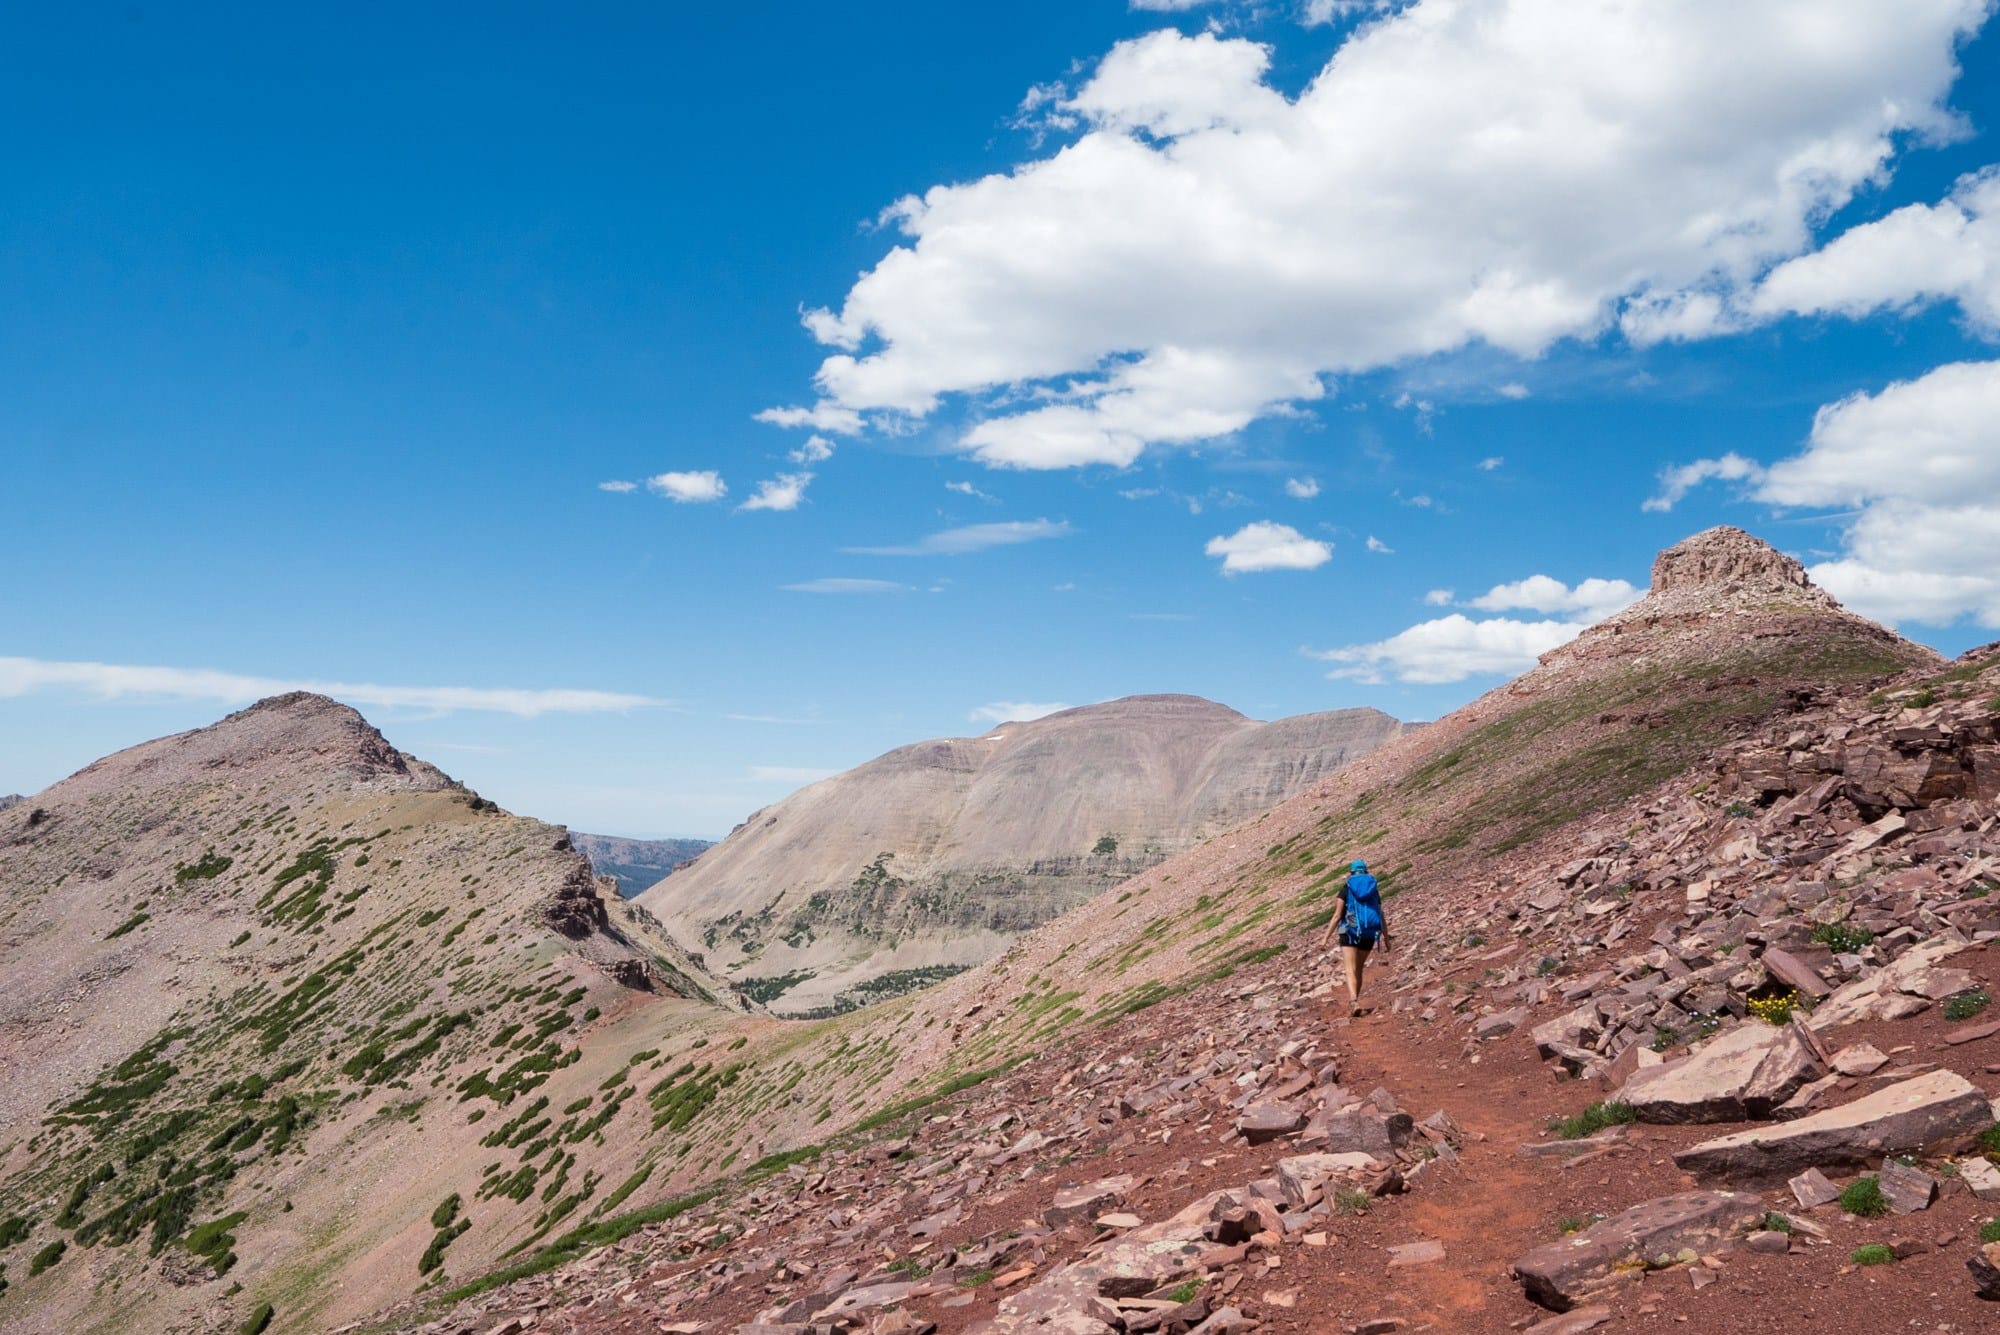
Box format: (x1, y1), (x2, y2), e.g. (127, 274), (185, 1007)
(1320, 859), (1389, 1015)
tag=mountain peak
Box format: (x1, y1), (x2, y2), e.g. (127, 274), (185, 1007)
(1649, 525), (1824, 600)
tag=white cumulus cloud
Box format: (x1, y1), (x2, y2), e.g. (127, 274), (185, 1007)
(1316, 570), (1640, 683)
(1314, 614), (1585, 685)
(739, 472), (814, 512)
(1749, 167), (2000, 332)
(0, 656), (661, 717)
(780, 4), (1986, 468)
(1466, 574), (1643, 619)
(646, 470), (727, 503)
(789, 434), (836, 464)
(1205, 521), (1333, 574)
(1284, 477), (1321, 499)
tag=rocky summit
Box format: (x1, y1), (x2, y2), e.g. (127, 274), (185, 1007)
(5, 529), (2000, 1335)
(639, 696), (1406, 1015)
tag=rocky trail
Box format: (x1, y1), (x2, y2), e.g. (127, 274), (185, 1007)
(389, 636), (2000, 1335)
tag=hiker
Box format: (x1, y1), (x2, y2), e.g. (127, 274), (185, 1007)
(1320, 859), (1389, 1015)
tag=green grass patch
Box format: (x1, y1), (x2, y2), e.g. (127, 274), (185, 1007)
(1944, 989), (1992, 1022)
(444, 1190), (718, 1300)
(1838, 1176), (1888, 1218)
(1550, 1101), (1637, 1141)
(1850, 1244), (1895, 1266)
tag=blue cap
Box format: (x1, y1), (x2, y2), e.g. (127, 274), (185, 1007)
(1351, 860), (1367, 872)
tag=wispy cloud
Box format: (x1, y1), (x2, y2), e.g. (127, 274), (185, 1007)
(1284, 477), (1320, 499)
(845, 519), (1070, 557)
(969, 700), (1072, 725)
(646, 470), (727, 503)
(780, 578), (907, 594)
(598, 479), (638, 493)
(755, 402), (864, 434)
(789, 434), (835, 464)
(1479, 455), (1505, 470)
(0, 656), (662, 717)
(748, 765), (838, 785)
(946, 480), (998, 502)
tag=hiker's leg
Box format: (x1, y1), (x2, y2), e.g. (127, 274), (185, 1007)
(1341, 945), (1363, 1004)
(1351, 945), (1370, 1004)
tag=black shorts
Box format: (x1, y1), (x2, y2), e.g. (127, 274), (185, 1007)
(1338, 928), (1378, 951)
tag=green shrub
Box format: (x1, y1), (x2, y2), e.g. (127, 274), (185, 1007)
(1979, 1219), (2000, 1245)
(28, 1239), (64, 1276)
(104, 911), (152, 940)
(1980, 1123), (2000, 1155)
(175, 852), (234, 882)
(1093, 834), (1119, 856)
(1838, 1176), (1888, 1218)
(1333, 1187), (1371, 1216)
(1850, 1244), (1895, 1266)
(240, 1303), (275, 1334)
(430, 1194), (461, 1230)
(0, 1216), (29, 1249)
(1811, 922), (1874, 954)
(1944, 990), (1992, 1022)
(1760, 1211), (1794, 1234)
(1551, 1101), (1638, 1140)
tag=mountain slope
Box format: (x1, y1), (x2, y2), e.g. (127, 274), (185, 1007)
(637, 696), (1406, 1014)
(569, 833), (713, 898)
(0, 694), (739, 1335)
(374, 527), (1962, 1335)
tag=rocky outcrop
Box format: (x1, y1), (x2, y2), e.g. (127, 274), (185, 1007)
(569, 832), (714, 898)
(641, 695), (1406, 1014)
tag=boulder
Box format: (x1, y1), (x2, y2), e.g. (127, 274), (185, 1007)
(1830, 1043), (1888, 1076)
(1305, 1109), (1413, 1158)
(1877, 1157), (1938, 1213)
(1476, 1007), (1530, 1040)
(1971, 1242), (2000, 1301)
(1235, 1102), (1306, 1146)
(1760, 948), (1831, 999)
(1274, 1152), (1382, 1207)
(1512, 1191), (1764, 1311)
(1614, 1021), (1824, 1123)
(1673, 1070), (1994, 1183)
(1959, 1155), (2000, 1202)
(1045, 1175), (1136, 1228)
(1787, 1167), (1840, 1209)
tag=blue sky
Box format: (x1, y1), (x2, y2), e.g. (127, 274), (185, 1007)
(6, 1), (2000, 837)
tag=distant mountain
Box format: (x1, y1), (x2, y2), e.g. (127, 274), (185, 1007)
(637, 695), (1407, 1014)
(569, 832), (714, 898)
(0, 793), (22, 813)
(0, 693), (738, 1334)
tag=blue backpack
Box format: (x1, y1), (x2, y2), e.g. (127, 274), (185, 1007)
(1344, 873), (1384, 942)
